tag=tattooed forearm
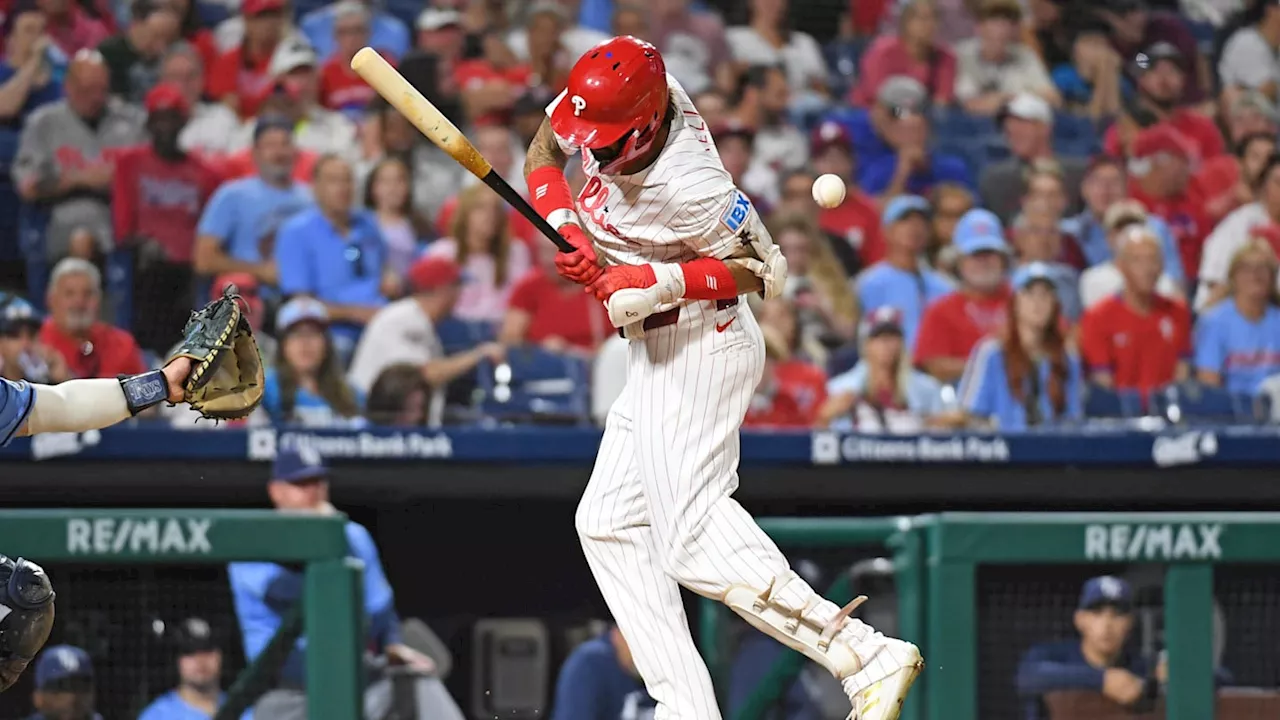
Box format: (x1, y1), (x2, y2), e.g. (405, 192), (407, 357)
(524, 118), (569, 179)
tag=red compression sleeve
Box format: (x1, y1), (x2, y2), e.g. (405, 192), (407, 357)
(679, 257), (739, 300)
(527, 166), (579, 231)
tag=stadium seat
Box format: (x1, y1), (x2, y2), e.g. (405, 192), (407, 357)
(435, 317), (495, 355)
(826, 343), (860, 378)
(1051, 113), (1102, 158)
(477, 347), (591, 424)
(823, 39), (869, 101)
(1149, 382), (1240, 425)
(1083, 383), (1143, 419)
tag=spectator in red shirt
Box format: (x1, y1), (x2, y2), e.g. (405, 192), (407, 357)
(851, 0), (956, 107)
(170, 0), (218, 69)
(206, 0), (286, 119)
(454, 29), (530, 127)
(318, 2), (386, 118)
(1079, 224), (1190, 393)
(498, 247), (610, 355)
(39, 258), (145, 378)
(113, 83), (222, 354)
(38, 0), (111, 56)
(1127, 124), (1209, 284)
(1201, 127), (1278, 223)
(745, 299), (828, 428)
(1101, 42), (1223, 163)
(915, 208), (1011, 383)
(809, 120), (882, 267)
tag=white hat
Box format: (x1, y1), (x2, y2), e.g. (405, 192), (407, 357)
(416, 7), (461, 31)
(268, 38), (317, 77)
(1001, 93), (1052, 124)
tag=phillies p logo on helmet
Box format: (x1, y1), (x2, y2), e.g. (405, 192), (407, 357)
(570, 95), (587, 116)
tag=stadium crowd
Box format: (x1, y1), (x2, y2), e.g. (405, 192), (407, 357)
(0, 0), (1276, 433)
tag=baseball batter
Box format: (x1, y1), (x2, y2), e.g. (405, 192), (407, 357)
(524, 37), (922, 720)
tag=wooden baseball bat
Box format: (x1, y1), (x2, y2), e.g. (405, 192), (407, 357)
(350, 47), (574, 253)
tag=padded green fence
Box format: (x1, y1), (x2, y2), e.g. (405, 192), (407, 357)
(700, 513), (1280, 720)
(0, 509), (364, 720)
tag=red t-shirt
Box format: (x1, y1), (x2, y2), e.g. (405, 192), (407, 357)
(820, 189), (883, 265)
(113, 146), (222, 263)
(744, 360), (828, 428)
(508, 269), (610, 350)
(452, 59), (531, 126)
(39, 319), (145, 379)
(1102, 110), (1225, 163)
(1079, 294), (1190, 393)
(320, 51), (393, 114)
(913, 287), (1011, 366)
(1129, 184), (1209, 283)
(1195, 155), (1244, 222)
(207, 44), (277, 119)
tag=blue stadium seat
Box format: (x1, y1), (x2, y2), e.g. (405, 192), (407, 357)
(823, 39), (869, 101)
(435, 317), (495, 355)
(384, 0), (422, 33)
(195, 1), (230, 26)
(477, 347), (591, 424)
(1083, 383), (1141, 419)
(1149, 382), (1241, 425)
(1051, 113), (1102, 158)
(826, 344), (860, 378)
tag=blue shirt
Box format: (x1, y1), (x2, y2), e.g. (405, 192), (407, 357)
(727, 634), (823, 720)
(0, 377), (35, 446)
(959, 338), (1085, 430)
(228, 520), (400, 686)
(137, 690), (251, 720)
(825, 108), (891, 171)
(1051, 65), (1135, 108)
(1193, 301), (1280, 394)
(859, 151), (975, 195)
(1016, 640), (1149, 720)
(551, 635), (654, 720)
(854, 263), (954, 350)
(825, 361), (948, 432)
(300, 7), (410, 60)
(0, 61), (61, 129)
(197, 177), (312, 265)
(1061, 212), (1185, 284)
(261, 369), (366, 428)
(274, 208), (389, 346)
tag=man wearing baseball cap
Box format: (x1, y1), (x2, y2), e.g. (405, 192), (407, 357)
(348, 256), (503, 427)
(228, 448), (464, 720)
(113, 81), (222, 355)
(299, 0), (409, 63)
(856, 76), (974, 197)
(854, 195), (954, 351)
(914, 209), (1012, 383)
(0, 294), (69, 384)
(1015, 576), (1152, 720)
(138, 617), (246, 720)
(28, 645), (100, 720)
(1126, 124), (1209, 280)
(1102, 41), (1222, 162)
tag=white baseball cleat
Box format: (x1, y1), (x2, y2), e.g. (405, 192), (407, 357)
(843, 640), (924, 720)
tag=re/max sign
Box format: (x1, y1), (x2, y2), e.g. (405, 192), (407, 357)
(1084, 524), (1223, 561)
(67, 518), (213, 555)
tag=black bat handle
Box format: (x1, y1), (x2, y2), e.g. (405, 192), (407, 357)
(480, 169), (575, 253)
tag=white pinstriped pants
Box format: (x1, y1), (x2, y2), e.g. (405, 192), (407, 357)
(575, 300), (863, 719)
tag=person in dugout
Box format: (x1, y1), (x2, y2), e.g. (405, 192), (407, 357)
(138, 616), (250, 720)
(25, 645), (100, 720)
(227, 447), (464, 720)
(551, 623), (656, 720)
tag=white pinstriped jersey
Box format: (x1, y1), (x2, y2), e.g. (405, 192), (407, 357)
(544, 74), (766, 269)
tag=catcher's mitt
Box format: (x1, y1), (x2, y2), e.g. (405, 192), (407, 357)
(168, 284), (265, 420)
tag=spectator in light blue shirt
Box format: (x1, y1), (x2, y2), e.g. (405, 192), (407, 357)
(1194, 238), (1280, 394)
(959, 262), (1084, 430)
(228, 447), (464, 720)
(551, 625), (655, 720)
(300, 0), (409, 61)
(1061, 156), (1185, 284)
(137, 617), (250, 720)
(195, 117), (311, 283)
(853, 195), (954, 351)
(261, 297), (366, 428)
(275, 154), (389, 359)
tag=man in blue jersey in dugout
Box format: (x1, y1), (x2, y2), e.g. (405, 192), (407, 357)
(227, 446), (465, 720)
(138, 617), (249, 720)
(552, 623), (656, 720)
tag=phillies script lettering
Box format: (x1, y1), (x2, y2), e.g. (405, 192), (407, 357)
(579, 177), (623, 239)
(1084, 524), (1223, 561)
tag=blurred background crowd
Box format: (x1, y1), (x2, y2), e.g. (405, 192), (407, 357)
(0, 0), (1277, 432)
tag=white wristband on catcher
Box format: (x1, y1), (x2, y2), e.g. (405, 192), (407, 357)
(604, 263), (686, 329)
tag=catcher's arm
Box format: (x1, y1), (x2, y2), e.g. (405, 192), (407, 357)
(15, 361), (190, 438)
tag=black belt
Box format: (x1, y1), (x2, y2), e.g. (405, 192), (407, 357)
(619, 298), (738, 337)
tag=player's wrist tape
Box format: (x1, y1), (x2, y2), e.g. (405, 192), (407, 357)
(527, 166), (580, 231)
(118, 370), (169, 416)
(675, 258), (739, 301)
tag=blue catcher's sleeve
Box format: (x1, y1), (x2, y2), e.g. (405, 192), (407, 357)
(346, 521), (401, 648)
(0, 377), (35, 446)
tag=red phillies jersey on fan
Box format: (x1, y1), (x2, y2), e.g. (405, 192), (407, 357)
(1079, 294), (1190, 393)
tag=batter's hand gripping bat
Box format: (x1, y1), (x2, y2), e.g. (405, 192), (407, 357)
(350, 47), (574, 253)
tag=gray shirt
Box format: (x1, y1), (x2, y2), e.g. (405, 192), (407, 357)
(1218, 26), (1280, 90)
(12, 98), (147, 259)
(978, 155), (1088, 225)
(953, 40), (1054, 102)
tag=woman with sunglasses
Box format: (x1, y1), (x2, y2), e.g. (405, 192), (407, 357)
(958, 262), (1084, 429)
(261, 297), (364, 428)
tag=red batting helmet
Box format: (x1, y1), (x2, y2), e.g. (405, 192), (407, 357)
(550, 36), (667, 159)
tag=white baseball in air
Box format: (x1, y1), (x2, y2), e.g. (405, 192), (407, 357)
(811, 173), (846, 209)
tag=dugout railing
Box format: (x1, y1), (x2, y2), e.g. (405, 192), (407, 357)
(0, 509), (364, 720)
(700, 513), (1280, 720)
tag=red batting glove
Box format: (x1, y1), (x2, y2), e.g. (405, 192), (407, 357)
(586, 264), (657, 302)
(553, 225), (604, 285)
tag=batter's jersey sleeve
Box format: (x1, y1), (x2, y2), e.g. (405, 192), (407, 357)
(0, 377), (35, 446)
(669, 186), (758, 260)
